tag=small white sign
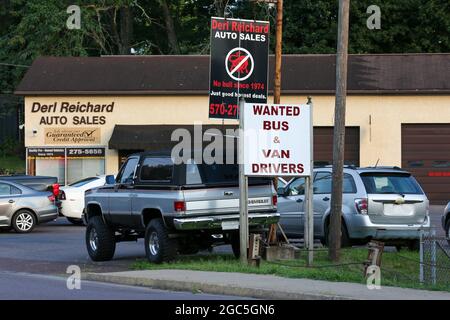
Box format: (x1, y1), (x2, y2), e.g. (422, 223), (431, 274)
(243, 103), (311, 177)
(222, 221), (239, 230)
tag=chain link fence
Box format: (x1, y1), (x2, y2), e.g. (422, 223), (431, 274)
(420, 229), (450, 286)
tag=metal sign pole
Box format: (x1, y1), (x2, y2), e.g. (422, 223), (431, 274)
(239, 98), (249, 264)
(304, 97), (314, 266)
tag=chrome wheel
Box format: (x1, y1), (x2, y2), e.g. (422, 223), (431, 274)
(148, 231), (160, 256)
(15, 212), (34, 232)
(89, 228), (99, 252)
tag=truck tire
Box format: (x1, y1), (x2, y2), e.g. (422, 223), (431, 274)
(145, 218), (177, 263)
(230, 232), (240, 259)
(407, 239), (420, 251)
(67, 217), (85, 226)
(86, 216), (116, 261)
(446, 220), (450, 246)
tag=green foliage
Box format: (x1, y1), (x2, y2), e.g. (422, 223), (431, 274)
(0, 154), (26, 175)
(133, 248), (450, 292)
(0, 0), (449, 95)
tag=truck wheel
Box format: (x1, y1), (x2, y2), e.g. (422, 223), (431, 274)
(12, 210), (36, 233)
(86, 216), (116, 261)
(67, 217), (85, 226)
(230, 232), (240, 259)
(446, 220), (450, 246)
(407, 239), (420, 251)
(145, 218), (177, 263)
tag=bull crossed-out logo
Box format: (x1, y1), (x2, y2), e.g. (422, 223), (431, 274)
(225, 47), (254, 81)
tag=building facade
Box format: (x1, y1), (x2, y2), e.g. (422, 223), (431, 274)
(15, 54), (450, 203)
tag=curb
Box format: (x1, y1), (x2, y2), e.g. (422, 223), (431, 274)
(83, 272), (353, 300)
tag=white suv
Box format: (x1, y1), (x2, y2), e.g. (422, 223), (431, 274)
(277, 166), (430, 249)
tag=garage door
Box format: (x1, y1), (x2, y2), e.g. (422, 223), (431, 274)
(402, 124), (450, 205)
(314, 127), (360, 167)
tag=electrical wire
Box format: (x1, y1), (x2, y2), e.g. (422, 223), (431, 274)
(264, 259), (365, 269)
(0, 62), (30, 68)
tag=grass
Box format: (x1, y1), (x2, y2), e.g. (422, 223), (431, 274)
(0, 155), (26, 174)
(133, 247), (450, 293)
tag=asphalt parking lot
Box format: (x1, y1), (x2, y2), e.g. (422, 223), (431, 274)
(0, 205), (445, 276)
(0, 205), (446, 299)
(0, 218), (235, 299)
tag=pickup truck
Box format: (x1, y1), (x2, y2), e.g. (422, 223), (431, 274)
(83, 152), (279, 263)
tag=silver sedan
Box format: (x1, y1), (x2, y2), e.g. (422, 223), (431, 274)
(0, 180), (58, 233)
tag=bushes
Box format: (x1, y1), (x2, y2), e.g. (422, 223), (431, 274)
(0, 137), (26, 174)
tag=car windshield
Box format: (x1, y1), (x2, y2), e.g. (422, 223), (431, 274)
(69, 177), (99, 187)
(360, 173), (423, 195)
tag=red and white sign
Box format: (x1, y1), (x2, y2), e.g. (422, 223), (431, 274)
(243, 103), (311, 177)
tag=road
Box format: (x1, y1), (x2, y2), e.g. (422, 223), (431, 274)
(0, 271), (244, 300)
(0, 217), (237, 300)
(0, 206), (445, 299)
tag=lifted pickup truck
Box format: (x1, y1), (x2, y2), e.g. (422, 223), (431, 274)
(83, 152), (279, 263)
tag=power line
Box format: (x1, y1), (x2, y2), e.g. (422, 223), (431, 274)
(0, 62), (30, 68)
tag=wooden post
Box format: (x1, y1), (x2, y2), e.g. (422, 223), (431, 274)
(329, 0), (350, 262)
(267, 0), (283, 244)
(273, 0), (283, 105)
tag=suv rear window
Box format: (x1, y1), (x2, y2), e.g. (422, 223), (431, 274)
(186, 163), (238, 184)
(360, 173), (423, 194)
(186, 163), (269, 185)
(140, 157), (173, 182)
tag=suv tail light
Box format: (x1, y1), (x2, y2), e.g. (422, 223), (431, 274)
(174, 201), (186, 212)
(52, 183), (60, 197)
(48, 194), (56, 202)
(272, 195), (278, 206)
(60, 190), (66, 200)
(355, 198), (368, 214)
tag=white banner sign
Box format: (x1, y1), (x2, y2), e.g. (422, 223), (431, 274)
(243, 103), (311, 176)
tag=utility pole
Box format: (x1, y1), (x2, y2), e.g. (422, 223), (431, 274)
(270, 0), (283, 243)
(273, 0), (283, 105)
(253, 0), (283, 244)
(329, 0), (350, 262)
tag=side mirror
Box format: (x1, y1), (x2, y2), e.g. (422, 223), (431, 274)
(105, 175), (115, 185)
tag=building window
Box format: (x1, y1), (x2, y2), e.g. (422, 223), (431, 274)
(27, 148), (66, 185)
(27, 147), (105, 186)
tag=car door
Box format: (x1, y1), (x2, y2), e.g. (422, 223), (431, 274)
(312, 172), (332, 237)
(108, 157), (139, 225)
(277, 177), (306, 237)
(0, 183), (20, 226)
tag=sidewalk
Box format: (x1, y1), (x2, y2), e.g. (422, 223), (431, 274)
(84, 269), (450, 300)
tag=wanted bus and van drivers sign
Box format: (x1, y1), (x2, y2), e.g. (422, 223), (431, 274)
(209, 17), (269, 120)
(243, 103), (312, 177)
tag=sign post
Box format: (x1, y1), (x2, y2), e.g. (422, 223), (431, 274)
(209, 17), (269, 119)
(303, 98), (314, 266)
(238, 98), (249, 263)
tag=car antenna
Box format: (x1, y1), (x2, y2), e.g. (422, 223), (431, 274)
(374, 158), (380, 168)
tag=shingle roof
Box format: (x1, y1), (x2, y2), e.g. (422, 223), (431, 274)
(15, 54), (450, 95)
